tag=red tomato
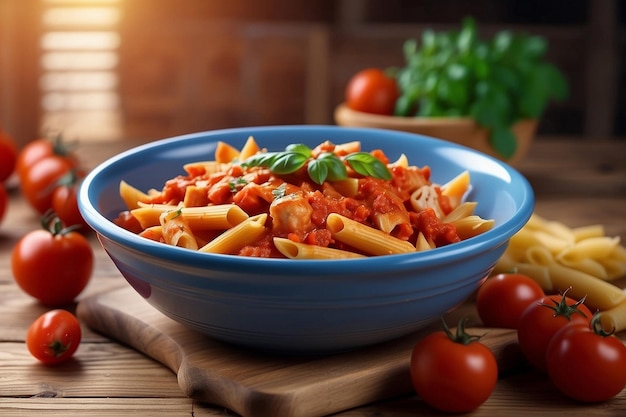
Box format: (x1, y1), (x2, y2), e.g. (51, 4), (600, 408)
(12, 212), (93, 306)
(476, 273), (545, 329)
(546, 317), (626, 402)
(26, 309), (82, 364)
(0, 183), (7, 224)
(51, 170), (88, 231)
(16, 136), (77, 181)
(20, 155), (74, 214)
(345, 68), (399, 115)
(517, 292), (592, 371)
(410, 318), (498, 413)
(0, 125), (18, 182)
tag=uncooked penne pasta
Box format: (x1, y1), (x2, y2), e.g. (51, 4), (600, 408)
(557, 236), (620, 262)
(598, 258), (626, 281)
(525, 246), (626, 310)
(326, 213), (415, 256)
(555, 257), (608, 280)
(598, 299), (626, 333)
(572, 224), (606, 242)
(273, 238), (365, 259)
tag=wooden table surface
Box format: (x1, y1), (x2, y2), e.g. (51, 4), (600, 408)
(1, 137), (625, 416)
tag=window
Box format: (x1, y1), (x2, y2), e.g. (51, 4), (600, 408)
(40, 0), (122, 141)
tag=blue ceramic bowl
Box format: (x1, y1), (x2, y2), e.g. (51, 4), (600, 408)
(78, 125), (534, 354)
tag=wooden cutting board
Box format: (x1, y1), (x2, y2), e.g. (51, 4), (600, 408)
(76, 286), (523, 417)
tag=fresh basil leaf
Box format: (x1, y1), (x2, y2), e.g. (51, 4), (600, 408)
(241, 151), (280, 168)
(285, 143), (312, 157)
(345, 153), (392, 180)
(269, 152), (308, 174)
(307, 158), (328, 185)
(321, 153), (348, 181)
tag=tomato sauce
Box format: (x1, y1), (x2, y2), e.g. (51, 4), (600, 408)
(115, 144), (464, 257)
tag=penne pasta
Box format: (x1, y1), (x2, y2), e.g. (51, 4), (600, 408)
(572, 224), (605, 242)
(442, 201), (477, 223)
(238, 136), (261, 161)
(598, 258), (626, 281)
(199, 214), (267, 254)
(556, 236), (620, 262)
(450, 215), (495, 240)
(115, 137), (495, 259)
(598, 299), (626, 333)
(326, 213), (415, 256)
(273, 238), (365, 259)
(214, 141), (240, 163)
(120, 180), (151, 210)
(441, 170), (470, 208)
(524, 246), (626, 311)
(415, 232), (434, 251)
(132, 204), (248, 230)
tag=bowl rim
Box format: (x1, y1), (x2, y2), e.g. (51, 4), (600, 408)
(78, 124), (534, 274)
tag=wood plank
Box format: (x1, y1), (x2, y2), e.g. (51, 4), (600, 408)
(75, 286), (526, 417)
(0, 398), (222, 416)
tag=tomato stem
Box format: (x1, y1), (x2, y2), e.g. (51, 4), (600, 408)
(49, 339), (70, 358)
(591, 313), (615, 337)
(41, 209), (82, 236)
(539, 287), (588, 321)
(441, 317), (483, 345)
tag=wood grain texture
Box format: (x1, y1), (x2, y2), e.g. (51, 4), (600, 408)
(1, 138), (625, 416)
(76, 286), (522, 417)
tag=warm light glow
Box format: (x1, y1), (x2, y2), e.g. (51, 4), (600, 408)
(43, 7), (120, 26)
(40, 71), (118, 91)
(42, 91), (119, 111)
(41, 51), (118, 70)
(39, 0), (122, 141)
(41, 31), (120, 50)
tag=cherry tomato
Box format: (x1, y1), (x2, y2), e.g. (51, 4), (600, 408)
(12, 212), (93, 306)
(16, 135), (77, 181)
(20, 155), (74, 214)
(345, 68), (399, 115)
(546, 316), (626, 402)
(51, 170), (88, 231)
(26, 309), (81, 364)
(476, 273), (545, 329)
(410, 318), (498, 413)
(0, 183), (7, 224)
(517, 291), (592, 371)
(0, 125), (18, 182)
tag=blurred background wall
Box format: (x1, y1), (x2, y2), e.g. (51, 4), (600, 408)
(0, 0), (623, 147)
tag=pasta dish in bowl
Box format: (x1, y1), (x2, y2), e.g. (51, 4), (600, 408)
(78, 125), (534, 354)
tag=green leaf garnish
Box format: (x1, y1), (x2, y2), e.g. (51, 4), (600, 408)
(345, 153), (393, 180)
(241, 144), (391, 185)
(272, 182), (287, 199)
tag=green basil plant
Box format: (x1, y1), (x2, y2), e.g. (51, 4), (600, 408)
(391, 17), (569, 159)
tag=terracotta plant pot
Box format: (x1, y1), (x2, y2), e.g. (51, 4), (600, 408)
(334, 103), (537, 166)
